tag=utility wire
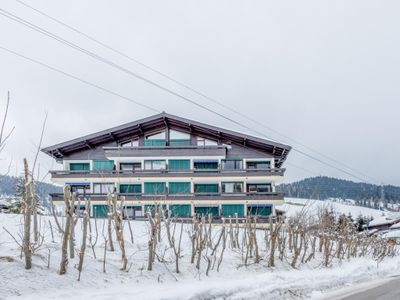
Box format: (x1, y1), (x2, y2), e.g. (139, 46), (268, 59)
(13, 0), (380, 184)
(0, 8), (381, 184)
(0, 45), (339, 180)
(0, 46), (158, 113)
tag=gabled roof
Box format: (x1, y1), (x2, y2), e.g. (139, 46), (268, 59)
(41, 112), (291, 167)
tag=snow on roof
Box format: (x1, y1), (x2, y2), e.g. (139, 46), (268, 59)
(368, 216), (394, 227)
(368, 214), (400, 227)
(383, 229), (400, 239)
(389, 222), (400, 230)
(367, 229), (379, 235)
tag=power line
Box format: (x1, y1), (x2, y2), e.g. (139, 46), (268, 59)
(0, 8), (282, 142)
(13, 0), (381, 184)
(0, 45), (340, 180)
(0, 46), (158, 113)
(0, 8), (382, 184)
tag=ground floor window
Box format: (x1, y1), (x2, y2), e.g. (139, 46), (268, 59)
(194, 206), (219, 217)
(247, 205), (272, 216)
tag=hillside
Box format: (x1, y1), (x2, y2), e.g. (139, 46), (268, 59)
(0, 174), (62, 208)
(277, 176), (400, 208)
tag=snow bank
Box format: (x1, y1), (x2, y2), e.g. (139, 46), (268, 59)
(278, 197), (391, 220)
(1, 208), (400, 300)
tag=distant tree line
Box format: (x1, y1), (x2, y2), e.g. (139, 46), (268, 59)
(277, 176), (400, 210)
(0, 174), (61, 208)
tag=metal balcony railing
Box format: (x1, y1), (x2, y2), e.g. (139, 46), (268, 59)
(49, 168), (285, 178)
(49, 192), (285, 201)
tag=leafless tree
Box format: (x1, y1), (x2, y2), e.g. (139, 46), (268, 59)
(77, 200), (89, 281)
(59, 187), (74, 275)
(106, 195), (115, 252)
(112, 194), (128, 270)
(22, 158), (32, 269)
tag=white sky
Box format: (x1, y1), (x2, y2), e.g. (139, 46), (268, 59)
(0, 0), (399, 185)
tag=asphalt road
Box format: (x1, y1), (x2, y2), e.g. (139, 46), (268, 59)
(336, 277), (400, 300)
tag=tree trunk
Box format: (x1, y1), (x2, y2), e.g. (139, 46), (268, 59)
(22, 158), (32, 270)
(59, 187), (74, 275)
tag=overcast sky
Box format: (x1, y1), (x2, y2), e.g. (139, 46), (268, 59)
(0, 0), (399, 185)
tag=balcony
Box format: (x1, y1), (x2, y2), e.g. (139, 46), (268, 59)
(103, 145), (226, 158)
(49, 168), (286, 179)
(49, 192), (284, 202)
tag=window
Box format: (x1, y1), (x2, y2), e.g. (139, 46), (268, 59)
(144, 182), (166, 194)
(144, 131), (166, 146)
(69, 163), (90, 171)
(194, 184), (219, 193)
(247, 184), (272, 193)
(246, 161), (271, 169)
(169, 182), (191, 194)
(193, 160), (218, 170)
(93, 183), (115, 194)
(92, 160), (115, 171)
(70, 184), (90, 195)
(144, 160), (166, 170)
(221, 160), (243, 170)
(120, 162), (141, 172)
(221, 182), (243, 193)
(168, 159), (190, 171)
(169, 130), (191, 146)
(120, 140), (138, 147)
(119, 184), (142, 194)
(197, 137), (218, 146)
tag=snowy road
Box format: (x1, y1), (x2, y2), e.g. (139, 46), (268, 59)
(317, 276), (400, 300)
(338, 277), (400, 300)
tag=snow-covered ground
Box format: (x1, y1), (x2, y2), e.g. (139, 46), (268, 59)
(1, 199), (400, 300)
(278, 197), (391, 220)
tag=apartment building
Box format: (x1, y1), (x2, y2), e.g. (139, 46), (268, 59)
(42, 112), (291, 218)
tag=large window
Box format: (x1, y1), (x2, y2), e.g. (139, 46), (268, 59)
(247, 184), (272, 193)
(120, 162), (141, 172)
(221, 182), (243, 193)
(120, 140), (139, 147)
(144, 182), (166, 194)
(119, 184), (142, 194)
(144, 131), (166, 146)
(69, 163), (90, 171)
(246, 161), (271, 169)
(93, 183), (115, 194)
(144, 160), (166, 170)
(193, 160), (218, 170)
(194, 184), (219, 193)
(197, 137), (218, 146)
(169, 130), (191, 146)
(222, 160), (243, 170)
(169, 182), (191, 194)
(92, 160), (115, 171)
(168, 159), (190, 171)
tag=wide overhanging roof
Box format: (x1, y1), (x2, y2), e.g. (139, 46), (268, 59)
(41, 112), (291, 167)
